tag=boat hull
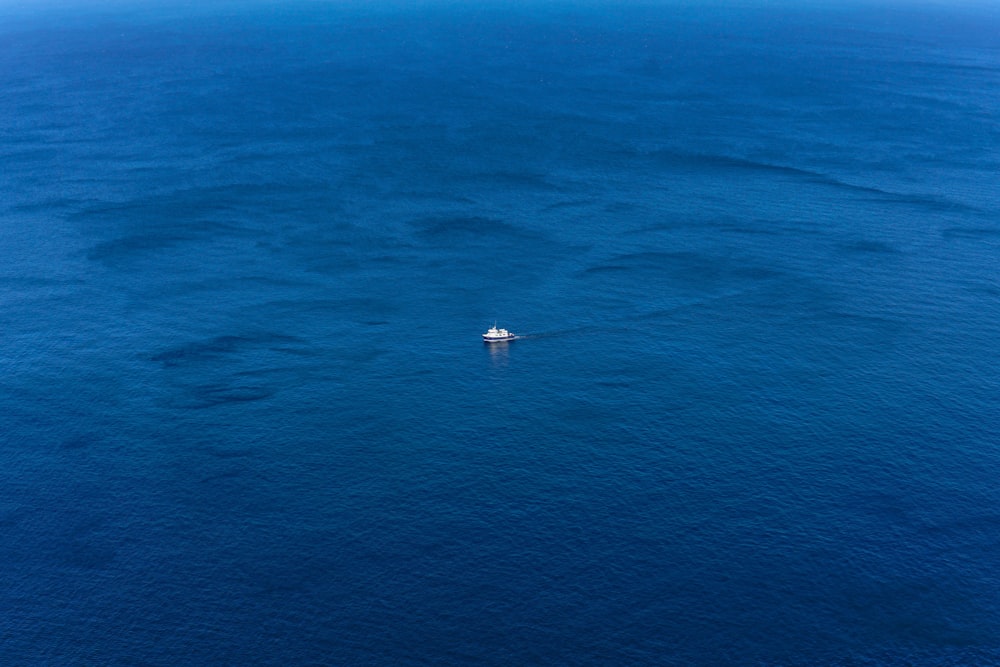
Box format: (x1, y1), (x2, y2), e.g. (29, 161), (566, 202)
(483, 336), (516, 343)
(483, 335), (516, 343)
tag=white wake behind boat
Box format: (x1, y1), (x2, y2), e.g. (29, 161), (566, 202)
(483, 324), (516, 343)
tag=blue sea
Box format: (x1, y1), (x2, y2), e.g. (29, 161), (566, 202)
(2, 1), (999, 664)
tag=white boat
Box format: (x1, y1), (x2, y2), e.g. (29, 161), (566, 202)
(483, 323), (516, 343)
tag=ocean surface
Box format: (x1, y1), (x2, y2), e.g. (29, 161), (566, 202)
(2, 1), (1000, 664)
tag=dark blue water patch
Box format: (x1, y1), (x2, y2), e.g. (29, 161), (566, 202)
(896, 59), (1000, 76)
(151, 333), (304, 368)
(540, 198), (597, 212)
(385, 190), (477, 205)
(581, 250), (785, 295)
(150, 328), (346, 410)
(87, 233), (203, 264)
(836, 239), (901, 254)
(864, 194), (983, 215)
(173, 383), (277, 410)
(643, 149), (829, 179)
(61, 434), (99, 451)
(52, 539), (118, 570)
(640, 148), (987, 216)
(409, 214), (546, 245)
(0, 274), (85, 291)
(205, 447), (257, 459)
(455, 170), (564, 191)
(941, 226), (1000, 240)
(253, 297), (401, 326)
(919, 512), (1000, 555)
(75, 208), (282, 268)
(9, 196), (85, 214)
(70, 184), (322, 228)
(960, 281), (1000, 298)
